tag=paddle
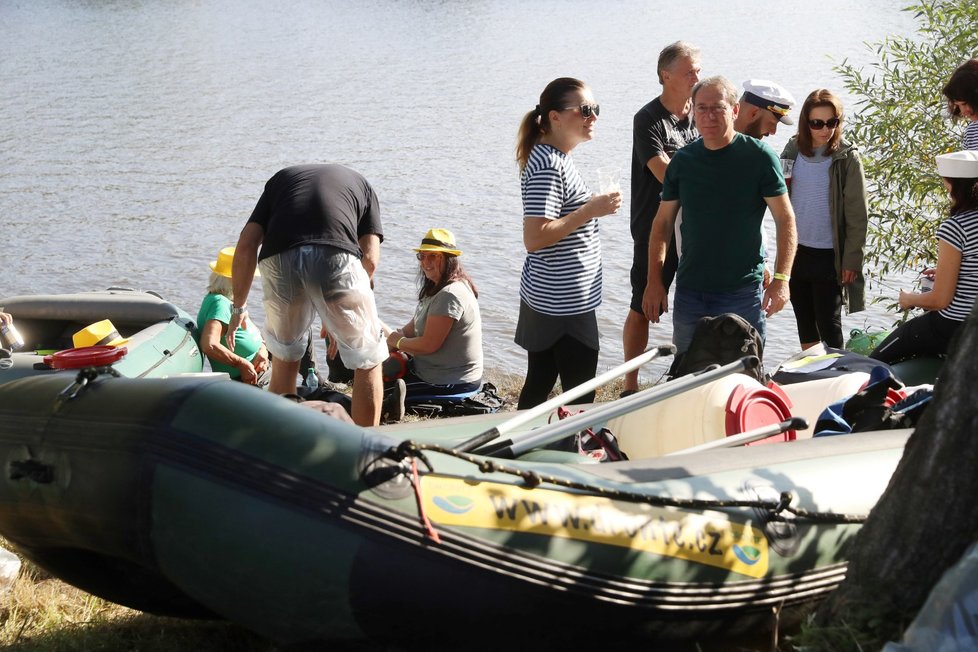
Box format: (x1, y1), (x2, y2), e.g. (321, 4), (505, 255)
(664, 417), (808, 456)
(453, 344), (675, 454)
(476, 356), (759, 459)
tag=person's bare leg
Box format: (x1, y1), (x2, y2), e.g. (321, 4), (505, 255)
(351, 364), (382, 427)
(622, 309), (650, 393)
(800, 341), (820, 351)
(269, 357), (301, 395)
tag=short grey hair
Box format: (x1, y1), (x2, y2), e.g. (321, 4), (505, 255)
(692, 76), (738, 106)
(207, 272), (233, 299)
(657, 41), (701, 85)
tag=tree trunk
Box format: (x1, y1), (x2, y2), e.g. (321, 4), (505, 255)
(816, 304), (978, 630)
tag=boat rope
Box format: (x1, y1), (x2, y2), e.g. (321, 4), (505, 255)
(407, 456), (442, 543)
(387, 440), (867, 525)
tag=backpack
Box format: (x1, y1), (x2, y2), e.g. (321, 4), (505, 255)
(405, 382), (506, 418)
(669, 313), (766, 383)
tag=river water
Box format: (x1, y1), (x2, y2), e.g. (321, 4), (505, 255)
(0, 1), (916, 382)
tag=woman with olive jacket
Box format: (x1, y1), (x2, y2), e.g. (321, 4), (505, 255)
(780, 89), (868, 350)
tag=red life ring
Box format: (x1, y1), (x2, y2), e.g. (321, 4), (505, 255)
(44, 345), (128, 370)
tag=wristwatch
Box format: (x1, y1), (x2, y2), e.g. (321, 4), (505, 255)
(231, 305), (247, 316)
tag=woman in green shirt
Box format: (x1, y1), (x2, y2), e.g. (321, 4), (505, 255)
(197, 247), (270, 384)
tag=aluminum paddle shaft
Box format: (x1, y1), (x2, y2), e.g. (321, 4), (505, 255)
(480, 356), (759, 459)
(454, 344), (675, 453)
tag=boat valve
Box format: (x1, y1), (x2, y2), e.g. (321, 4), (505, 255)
(9, 459), (55, 484)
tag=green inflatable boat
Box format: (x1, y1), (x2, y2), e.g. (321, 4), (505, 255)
(0, 288), (203, 384)
(0, 355), (910, 647)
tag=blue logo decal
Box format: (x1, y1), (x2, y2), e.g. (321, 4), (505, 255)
(433, 495), (474, 514)
(733, 545), (762, 566)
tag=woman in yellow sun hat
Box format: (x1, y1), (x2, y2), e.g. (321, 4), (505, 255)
(383, 228), (483, 411)
(196, 246), (270, 384)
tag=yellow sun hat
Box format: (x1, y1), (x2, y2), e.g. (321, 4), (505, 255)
(73, 319), (130, 348)
(413, 228), (462, 256)
(209, 246), (259, 278)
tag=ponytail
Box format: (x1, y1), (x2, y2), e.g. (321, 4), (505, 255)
(515, 77), (586, 171)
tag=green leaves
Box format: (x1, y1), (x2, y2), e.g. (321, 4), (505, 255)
(834, 0), (977, 282)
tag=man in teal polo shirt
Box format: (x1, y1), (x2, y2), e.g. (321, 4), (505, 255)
(642, 75), (797, 354)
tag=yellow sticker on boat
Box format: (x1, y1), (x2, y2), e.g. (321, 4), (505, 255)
(422, 475), (768, 578)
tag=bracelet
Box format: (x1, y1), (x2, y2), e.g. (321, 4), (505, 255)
(773, 272), (790, 282)
(396, 337), (405, 350)
(230, 305), (247, 315)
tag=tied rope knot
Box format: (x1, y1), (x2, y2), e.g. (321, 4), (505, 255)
(774, 491), (793, 515)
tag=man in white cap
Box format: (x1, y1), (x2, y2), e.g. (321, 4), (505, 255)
(642, 76), (798, 358)
(621, 41), (702, 397)
(732, 80), (796, 287)
(734, 79), (796, 139)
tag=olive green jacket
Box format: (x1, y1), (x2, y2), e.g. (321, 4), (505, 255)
(781, 137), (868, 313)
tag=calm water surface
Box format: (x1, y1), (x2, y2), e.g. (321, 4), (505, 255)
(1, 1), (917, 381)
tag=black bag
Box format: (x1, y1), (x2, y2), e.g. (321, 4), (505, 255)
(814, 367), (933, 436)
(301, 387), (353, 414)
(669, 313), (766, 383)
(406, 382), (506, 418)
(772, 346), (895, 385)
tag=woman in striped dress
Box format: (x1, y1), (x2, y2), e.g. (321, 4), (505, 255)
(943, 58), (978, 150)
(514, 77), (622, 409)
(870, 150), (978, 363)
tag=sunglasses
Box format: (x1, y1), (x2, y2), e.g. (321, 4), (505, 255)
(808, 117), (840, 130)
(416, 252), (442, 261)
(563, 103), (600, 119)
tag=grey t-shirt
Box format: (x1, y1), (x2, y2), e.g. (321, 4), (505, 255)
(412, 281), (483, 385)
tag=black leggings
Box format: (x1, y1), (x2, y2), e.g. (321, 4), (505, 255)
(518, 335), (599, 409)
(789, 245), (844, 347)
(869, 310), (961, 364)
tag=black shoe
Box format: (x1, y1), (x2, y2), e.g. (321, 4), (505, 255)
(381, 379), (406, 424)
(619, 389), (638, 399)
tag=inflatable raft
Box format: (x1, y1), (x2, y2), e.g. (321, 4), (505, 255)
(0, 355), (909, 647)
(0, 289), (204, 384)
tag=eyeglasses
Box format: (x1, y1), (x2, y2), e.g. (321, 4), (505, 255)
(562, 103), (600, 119)
(416, 252), (442, 261)
(808, 117), (840, 130)
(693, 103), (730, 116)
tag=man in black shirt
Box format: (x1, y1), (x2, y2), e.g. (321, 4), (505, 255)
(622, 41), (701, 396)
(229, 164), (388, 426)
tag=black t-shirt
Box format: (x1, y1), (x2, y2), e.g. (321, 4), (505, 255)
(630, 97), (698, 241)
(248, 164), (383, 262)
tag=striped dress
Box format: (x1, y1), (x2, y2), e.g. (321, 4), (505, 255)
(519, 143), (601, 316)
(937, 207), (978, 321)
(965, 120), (978, 151)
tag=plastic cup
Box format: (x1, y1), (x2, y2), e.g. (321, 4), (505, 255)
(780, 159), (794, 188)
(597, 166), (621, 194)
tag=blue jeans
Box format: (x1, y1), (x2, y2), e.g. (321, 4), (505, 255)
(673, 284), (765, 354)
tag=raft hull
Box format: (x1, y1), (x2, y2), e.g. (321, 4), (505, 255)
(0, 373), (908, 645)
(0, 289), (203, 384)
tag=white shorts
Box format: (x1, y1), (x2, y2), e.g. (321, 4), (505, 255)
(258, 245), (387, 369)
